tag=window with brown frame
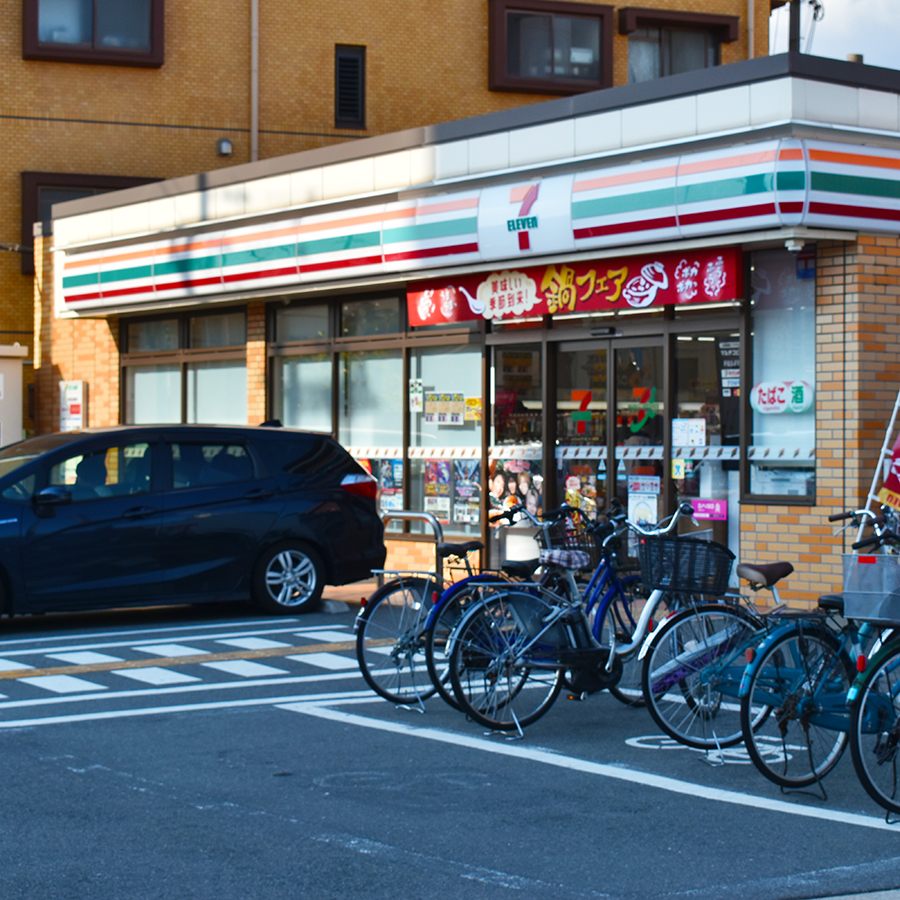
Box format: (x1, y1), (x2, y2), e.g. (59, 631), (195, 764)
(618, 7), (738, 84)
(488, 0), (614, 95)
(21, 172), (161, 275)
(23, 0), (164, 67)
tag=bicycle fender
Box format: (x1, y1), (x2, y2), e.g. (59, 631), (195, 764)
(736, 623), (795, 697)
(847, 636), (900, 704)
(637, 609), (679, 661)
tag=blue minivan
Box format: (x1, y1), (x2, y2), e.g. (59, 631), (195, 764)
(0, 423), (385, 618)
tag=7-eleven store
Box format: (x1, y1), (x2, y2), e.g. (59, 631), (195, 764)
(35, 54), (900, 606)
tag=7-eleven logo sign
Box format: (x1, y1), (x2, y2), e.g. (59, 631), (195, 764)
(507, 184), (539, 251)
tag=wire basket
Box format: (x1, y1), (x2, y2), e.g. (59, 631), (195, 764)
(539, 515), (601, 571)
(637, 536), (734, 594)
(842, 553), (900, 624)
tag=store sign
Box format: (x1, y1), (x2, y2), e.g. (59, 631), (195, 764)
(407, 247), (741, 325)
(692, 499), (728, 521)
(750, 381), (813, 414)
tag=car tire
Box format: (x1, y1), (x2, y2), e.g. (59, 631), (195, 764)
(252, 541), (325, 614)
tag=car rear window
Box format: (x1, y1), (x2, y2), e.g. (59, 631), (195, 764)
(257, 433), (359, 483)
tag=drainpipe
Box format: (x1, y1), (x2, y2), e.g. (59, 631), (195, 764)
(747, 0), (754, 58)
(251, 0), (259, 161)
(788, 0), (801, 53)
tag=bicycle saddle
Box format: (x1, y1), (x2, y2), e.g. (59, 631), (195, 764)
(736, 560), (794, 589)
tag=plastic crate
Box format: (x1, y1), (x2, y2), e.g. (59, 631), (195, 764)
(842, 553), (900, 624)
(637, 537), (734, 595)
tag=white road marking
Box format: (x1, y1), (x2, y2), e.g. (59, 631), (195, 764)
(279, 701), (900, 834)
(20, 675), (107, 694)
(0, 659), (34, 671)
(113, 667), (202, 686)
(133, 644), (209, 657)
(288, 652), (358, 670)
(297, 630), (356, 643)
(47, 651), (124, 665)
(215, 638), (292, 650)
(202, 660), (287, 678)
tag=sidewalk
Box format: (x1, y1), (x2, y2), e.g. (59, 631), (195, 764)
(321, 579), (378, 611)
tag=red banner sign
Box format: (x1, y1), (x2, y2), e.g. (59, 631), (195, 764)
(407, 247), (742, 326)
(878, 432), (900, 511)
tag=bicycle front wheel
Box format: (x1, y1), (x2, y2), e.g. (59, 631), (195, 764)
(850, 642), (900, 815)
(741, 626), (851, 789)
(642, 602), (763, 750)
(448, 591), (563, 732)
(355, 577), (436, 704)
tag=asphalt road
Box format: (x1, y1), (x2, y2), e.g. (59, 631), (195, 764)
(1, 598), (899, 900)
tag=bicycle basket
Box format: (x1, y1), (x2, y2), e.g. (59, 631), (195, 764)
(842, 553), (900, 624)
(540, 515), (600, 571)
(637, 537), (734, 594)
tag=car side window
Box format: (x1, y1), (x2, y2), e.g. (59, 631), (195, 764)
(171, 443), (254, 488)
(1, 473), (36, 502)
(50, 442), (153, 500)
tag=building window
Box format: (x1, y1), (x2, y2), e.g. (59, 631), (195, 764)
(335, 45), (365, 129)
(21, 172), (160, 275)
(23, 0), (164, 67)
(122, 311), (247, 425)
(619, 8), (738, 84)
(488, 0), (613, 95)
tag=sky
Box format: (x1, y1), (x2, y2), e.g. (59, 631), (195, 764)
(768, 0), (900, 70)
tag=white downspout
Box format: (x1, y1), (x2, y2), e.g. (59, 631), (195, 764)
(251, 0), (259, 161)
(747, 0), (755, 58)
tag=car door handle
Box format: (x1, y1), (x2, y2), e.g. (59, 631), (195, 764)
(244, 488), (274, 501)
(122, 506), (158, 520)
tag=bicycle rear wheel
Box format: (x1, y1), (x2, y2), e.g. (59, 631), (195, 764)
(448, 590), (563, 732)
(598, 580), (679, 707)
(355, 577), (436, 704)
(425, 577), (508, 711)
(850, 642), (900, 815)
(741, 626), (851, 789)
(641, 602), (763, 750)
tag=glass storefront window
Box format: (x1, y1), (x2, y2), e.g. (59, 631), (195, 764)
(749, 249), (816, 498)
(274, 353), (332, 432)
(341, 297), (401, 337)
(275, 304), (329, 342)
(189, 312), (246, 348)
(127, 319), (178, 352)
(125, 364), (181, 423)
(615, 345), (664, 527)
(408, 346), (483, 536)
(187, 360), (247, 424)
(556, 345), (607, 515)
(491, 344), (543, 561)
(339, 350), (403, 527)
(672, 332), (740, 553)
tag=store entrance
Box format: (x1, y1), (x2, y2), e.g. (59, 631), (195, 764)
(556, 339), (666, 528)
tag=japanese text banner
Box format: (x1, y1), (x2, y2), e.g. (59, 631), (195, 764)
(407, 247), (742, 325)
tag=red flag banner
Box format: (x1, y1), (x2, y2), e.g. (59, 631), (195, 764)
(878, 432), (900, 510)
(407, 247), (742, 326)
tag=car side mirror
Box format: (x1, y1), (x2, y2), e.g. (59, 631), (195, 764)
(34, 485), (72, 508)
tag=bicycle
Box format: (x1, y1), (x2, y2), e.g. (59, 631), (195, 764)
(738, 508), (893, 795)
(355, 504), (580, 707)
(445, 501), (698, 735)
(841, 514), (900, 818)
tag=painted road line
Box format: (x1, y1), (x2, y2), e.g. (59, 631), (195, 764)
(215, 638), (292, 650)
(0, 639), (359, 681)
(19, 674), (108, 694)
(0, 659), (34, 672)
(201, 660), (288, 678)
(112, 667), (203, 686)
(48, 651), (124, 666)
(287, 652), (358, 670)
(281, 701), (900, 834)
